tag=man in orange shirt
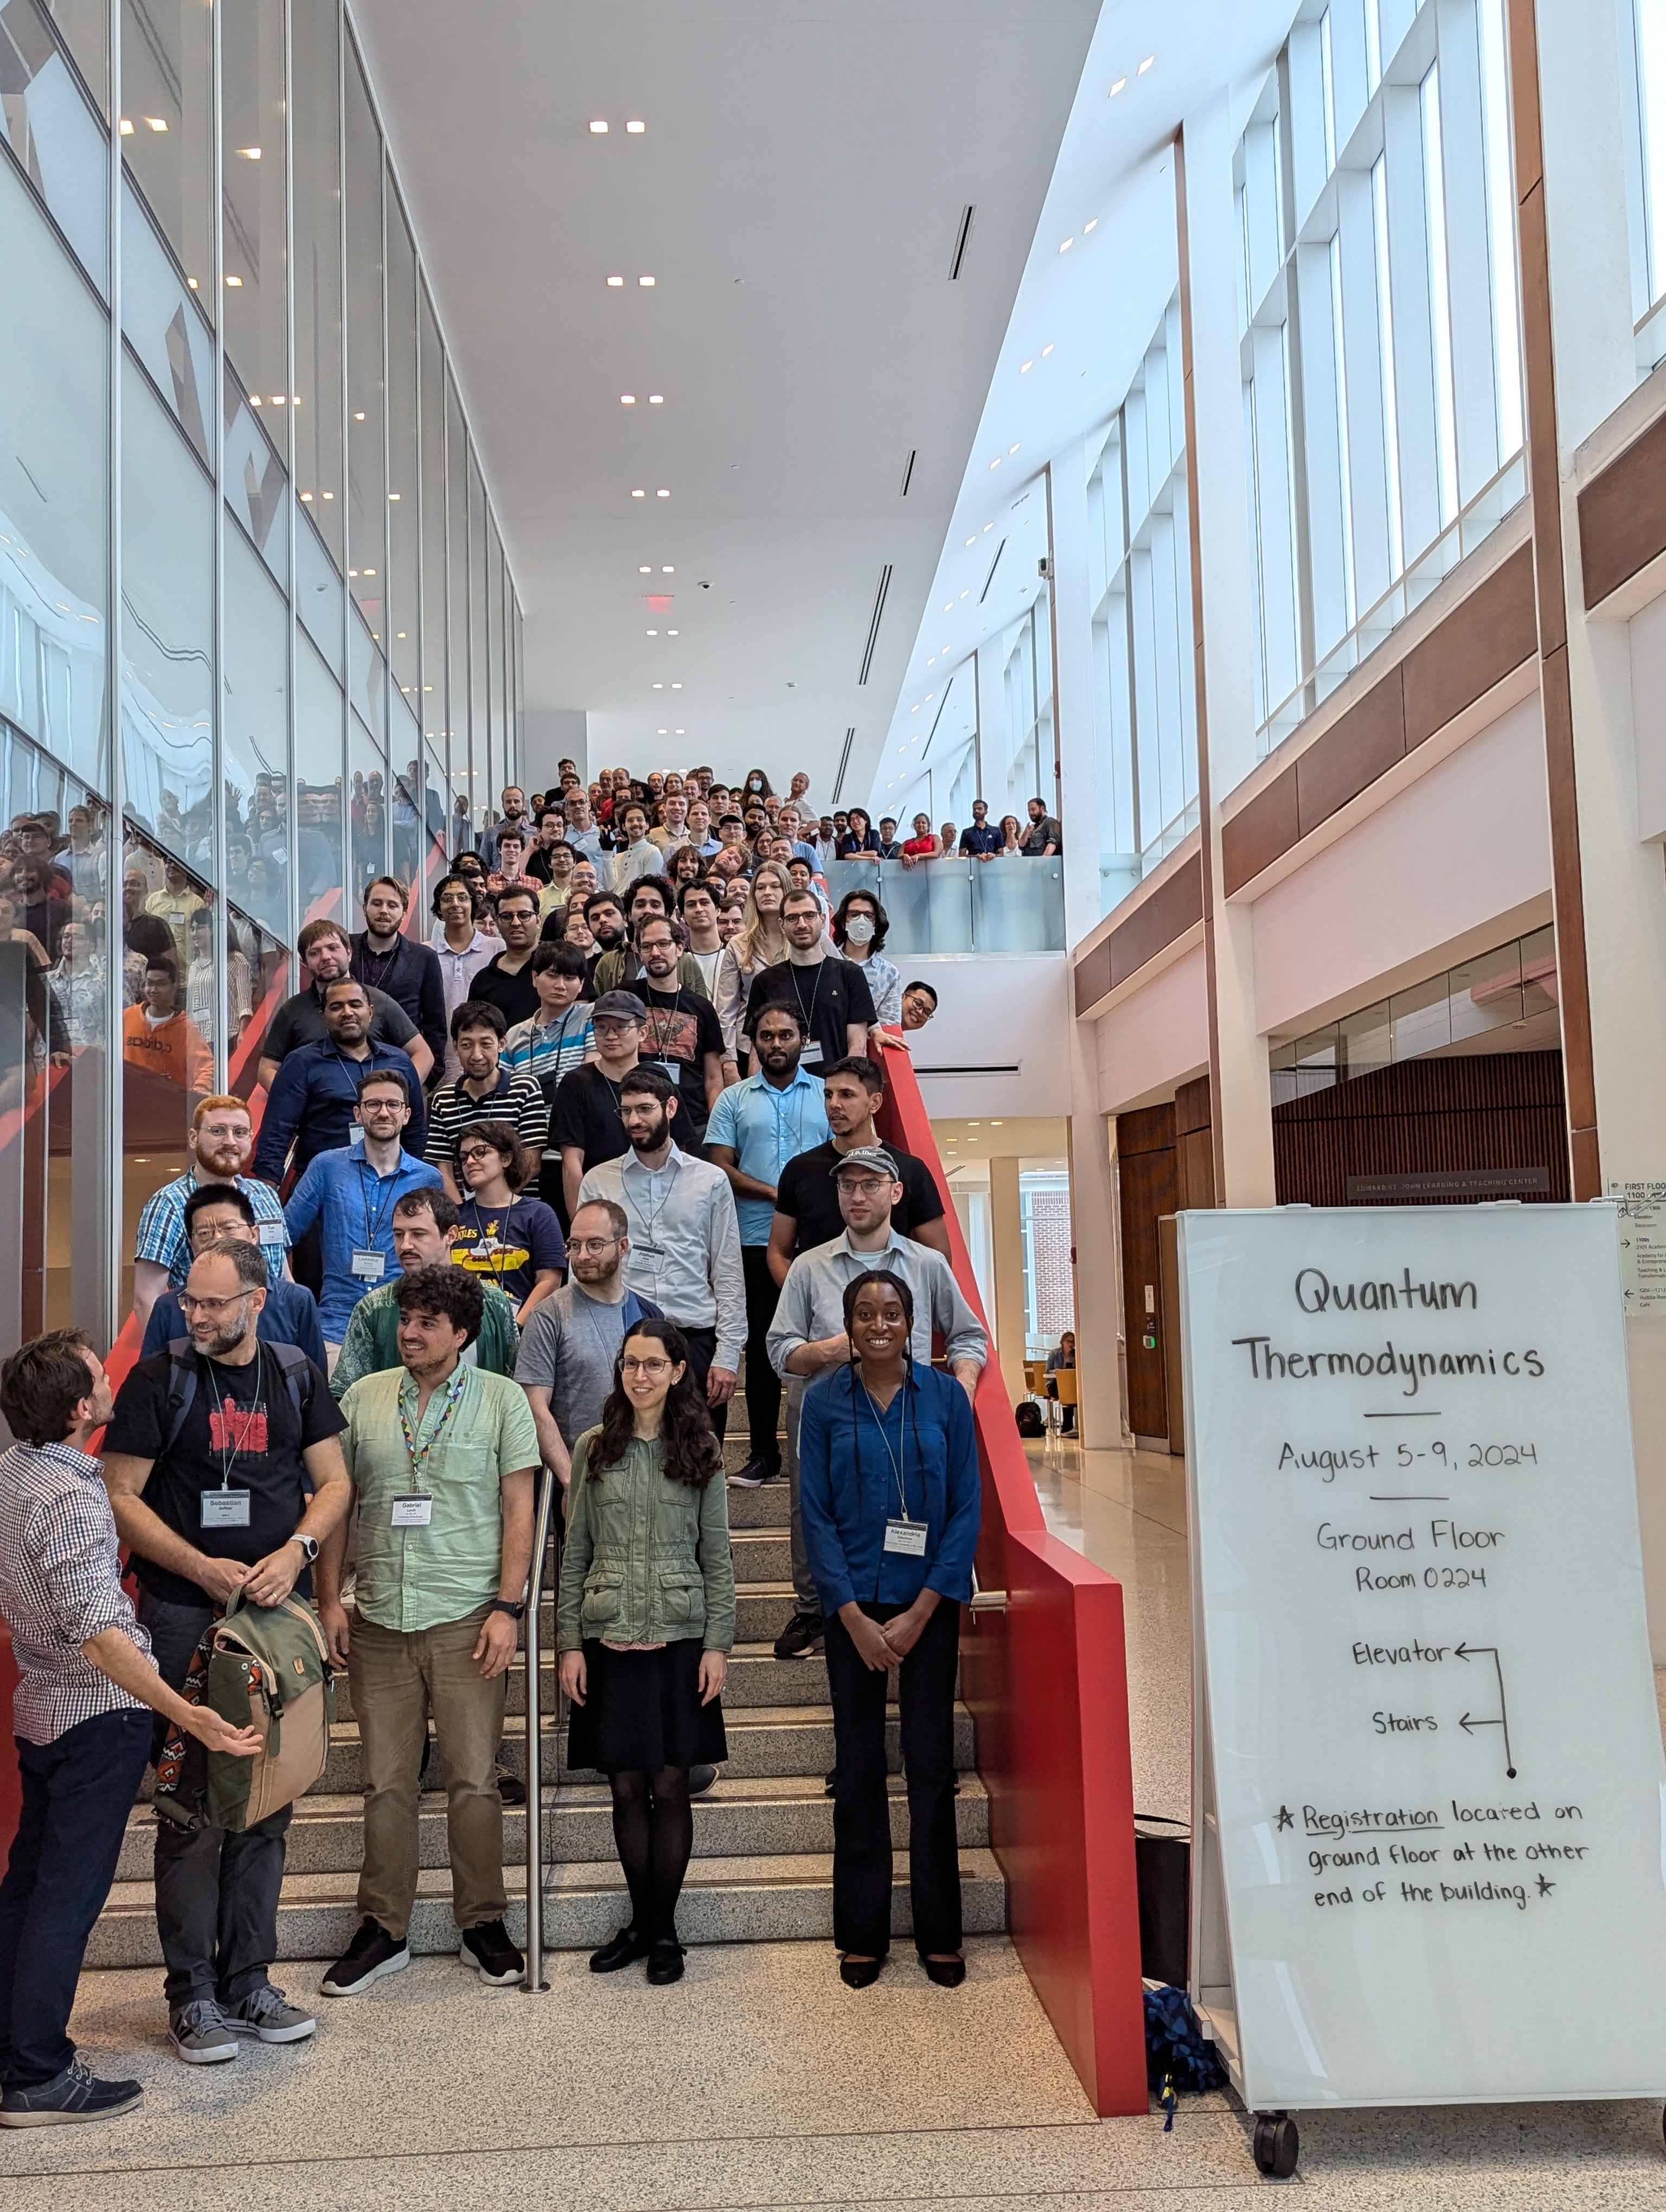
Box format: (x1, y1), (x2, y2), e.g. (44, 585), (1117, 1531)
(121, 955), (213, 1096)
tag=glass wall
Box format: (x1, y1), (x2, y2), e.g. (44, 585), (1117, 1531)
(1236, 0), (1526, 751)
(0, 0), (519, 1361)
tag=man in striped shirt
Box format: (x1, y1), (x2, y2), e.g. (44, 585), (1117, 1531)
(0, 1330), (259, 2128)
(425, 1001), (549, 1203)
(501, 945), (595, 1091)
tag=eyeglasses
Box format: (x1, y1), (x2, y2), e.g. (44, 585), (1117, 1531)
(837, 1177), (889, 1199)
(620, 1355), (673, 1376)
(360, 1098), (406, 1116)
(457, 1145), (498, 1165)
(568, 1236), (620, 1255)
(177, 1290), (249, 1318)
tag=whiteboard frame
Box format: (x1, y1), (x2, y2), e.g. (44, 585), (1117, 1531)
(1177, 1201), (1666, 2115)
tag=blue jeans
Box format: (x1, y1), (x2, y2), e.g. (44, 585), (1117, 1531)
(0, 1707), (153, 2086)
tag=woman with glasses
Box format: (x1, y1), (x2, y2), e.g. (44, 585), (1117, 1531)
(558, 1319), (734, 1985)
(798, 1270), (981, 1989)
(448, 1123), (566, 1326)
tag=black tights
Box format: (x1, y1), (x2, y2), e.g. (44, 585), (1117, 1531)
(608, 1767), (692, 1945)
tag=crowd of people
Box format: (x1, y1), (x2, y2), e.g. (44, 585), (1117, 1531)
(0, 758), (1005, 2128)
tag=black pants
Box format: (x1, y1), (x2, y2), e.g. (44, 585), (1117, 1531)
(739, 1244), (784, 1472)
(675, 1321), (728, 1443)
(0, 1708), (152, 2086)
(822, 1599), (962, 1960)
(140, 1591), (292, 2009)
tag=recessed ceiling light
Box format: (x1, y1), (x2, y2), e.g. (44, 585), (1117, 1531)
(671, 681), (682, 689)
(656, 487), (669, 497)
(959, 589), (969, 599)
(145, 115), (167, 131)
(621, 394), (636, 404)
(626, 119), (645, 133)
(631, 488), (645, 498)
(1059, 237), (1073, 253)
(1138, 54), (1155, 72)
(658, 727), (668, 734)
(675, 726), (685, 734)
(646, 628), (657, 635)
(353, 410), (365, 420)
(1010, 443), (1021, 455)
(589, 119), (608, 133)
(943, 601), (952, 612)
(250, 394), (261, 404)
(225, 273), (242, 286)
(607, 275), (625, 287)
(648, 394), (664, 404)
(653, 681), (664, 689)
(1084, 218), (1098, 233)
(964, 536), (976, 546)
(662, 564), (674, 573)
(322, 490), (333, 498)
(668, 627), (678, 635)
(119, 117), (133, 133)
(187, 275), (198, 287)
(639, 564), (652, 573)
(989, 458), (1001, 470)
(396, 630), (407, 639)
(1042, 343), (1054, 356)
(388, 491), (400, 500)
(638, 274), (655, 287)
(927, 655), (936, 666)
(1109, 76), (1126, 95)
(300, 490), (313, 500)
(1020, 360), (1033, 373)
(237, 145), (261, 159)
(984, 521), (993, 531)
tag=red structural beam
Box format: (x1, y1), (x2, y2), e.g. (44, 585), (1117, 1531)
(873, 1034), (1148, 2116)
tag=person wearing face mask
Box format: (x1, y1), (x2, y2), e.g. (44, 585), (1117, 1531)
(830, 891), (901, 1028)
(797, 1269), (981, 1990)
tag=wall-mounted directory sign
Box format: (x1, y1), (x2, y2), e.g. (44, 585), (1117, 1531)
(1178, 1206), (1666, 2113)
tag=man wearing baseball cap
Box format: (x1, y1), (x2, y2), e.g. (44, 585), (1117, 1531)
(764, 1144), (986, 1660)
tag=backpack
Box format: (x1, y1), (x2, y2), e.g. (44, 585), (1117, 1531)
(1015, 1400), (1045, 1437)
(164, 1338), (312, 1454)
(151, 1586), (335, 1832)
(1143, 1983), (1228, 2130)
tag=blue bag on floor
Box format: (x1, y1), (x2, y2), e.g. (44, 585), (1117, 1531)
(1143, 1983), (1228, 2130)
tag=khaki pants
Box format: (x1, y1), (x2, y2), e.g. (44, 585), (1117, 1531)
(348, 1606), (508, 1941)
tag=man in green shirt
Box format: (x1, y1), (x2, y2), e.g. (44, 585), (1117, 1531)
(316, 1265), (539, 1998)
(329, 1189), (520, 1399)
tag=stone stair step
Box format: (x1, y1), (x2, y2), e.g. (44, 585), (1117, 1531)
(329, 1642), (838, 1725)
(721, 1478), (792, 1529)
(315, 1704), (977, 1794)
(114, 1773), (992, 1883)
(86, 1849), (1007, 1967)
(725, 1528), (793, 1583)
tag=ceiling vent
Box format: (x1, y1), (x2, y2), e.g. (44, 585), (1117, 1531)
(899, 448), (917, 497)
(949, 204), (975, 279)
(979, 537), (1005, 603)
(830, 727), (856, 805)
(857, 564), (892, 685)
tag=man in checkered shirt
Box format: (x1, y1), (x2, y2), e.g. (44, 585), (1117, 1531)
(131, 1095), (290, 1337)
(0, 1330), (259, 2129)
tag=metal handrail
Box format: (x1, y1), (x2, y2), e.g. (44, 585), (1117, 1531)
(522, 1468), (558, 1993)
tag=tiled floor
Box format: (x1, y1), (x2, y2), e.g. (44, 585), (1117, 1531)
(11, 1436), (1666, 2206)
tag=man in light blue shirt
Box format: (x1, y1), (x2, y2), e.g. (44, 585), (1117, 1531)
(282, 1066), (443, 1365)
(704, 1003), (830, 1488)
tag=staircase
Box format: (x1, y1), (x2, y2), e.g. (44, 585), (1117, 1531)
(87, 1453), (1005, 1967)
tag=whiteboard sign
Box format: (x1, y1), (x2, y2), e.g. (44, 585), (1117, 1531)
(1608, 1181), (1666, 1315)
(1178, 1206), (1666, 2111)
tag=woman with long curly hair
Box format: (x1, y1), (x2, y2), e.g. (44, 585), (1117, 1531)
(556, 1319), (735, 1985)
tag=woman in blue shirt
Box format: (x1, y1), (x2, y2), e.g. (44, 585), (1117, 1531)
(798, 1269), (981, 1989)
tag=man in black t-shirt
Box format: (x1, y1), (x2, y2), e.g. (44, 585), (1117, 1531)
(467, 885), (541, 1030)
(102, 1238), (350, 2065)
(547, 991), (643, 1224)
(744, 888), (875, 1073)
(623, 917), (725, 1147)
(255, 918), (431, 1091)
(767, 1053), (951, 1284)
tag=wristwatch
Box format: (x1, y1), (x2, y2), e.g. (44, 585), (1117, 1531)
(288, 1533), (321, 1564)
(489, 1598), (526, 1621)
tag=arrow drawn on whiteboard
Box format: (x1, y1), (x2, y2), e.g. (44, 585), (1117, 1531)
(1456, 1643), (1515, 1778)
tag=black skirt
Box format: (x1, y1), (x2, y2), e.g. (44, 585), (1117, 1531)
(566, 1636), (728, 1776)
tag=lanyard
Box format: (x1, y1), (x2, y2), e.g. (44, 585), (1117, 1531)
(398, 1366), (469, 1491)
(760, 1076), (808, 1174)
(788, 959), (825, 1039)
(462, 1198), (515, 1284)
(535, 1004), (586, 1072)
(624, 1155), (676, 1249)
(360, 1158), (401, 1250)
(203, 1349), (266, 1492)
(860, 1378), (914, 1521)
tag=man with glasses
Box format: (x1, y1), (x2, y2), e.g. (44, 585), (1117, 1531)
(139, 1185), (325, 1369)
(424, 1002), (549, 1204)
(102, 1240), (351, 2065)
(744, 889), (875, 1073)
(515, 1198), (662, 1492)
(255, 979), (428, 1186)
(765, 1147), (986, 1661)
(133, 1096), (291, 1335)
(467, 887), (542, 1030)
(548, 991), (644, 1222)
(562, 790), (605, 866)
(283, 1069), (443, 1373)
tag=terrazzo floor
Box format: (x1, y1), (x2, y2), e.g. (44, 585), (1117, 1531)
(10, 1438), (1666, 2208)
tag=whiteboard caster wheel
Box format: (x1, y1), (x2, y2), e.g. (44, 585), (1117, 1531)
(1252, 2113), (1299, 2178)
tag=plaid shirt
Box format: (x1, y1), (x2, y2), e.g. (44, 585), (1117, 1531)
(0, 1441), (152, 1745)
(133, 1171), (291, 1290)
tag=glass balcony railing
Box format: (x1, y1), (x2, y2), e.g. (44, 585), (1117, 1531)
(822, 855), (1065, 954)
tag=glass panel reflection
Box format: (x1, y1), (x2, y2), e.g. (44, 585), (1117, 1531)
(1, 0), (108, 286)
(119, 0), (212, 299)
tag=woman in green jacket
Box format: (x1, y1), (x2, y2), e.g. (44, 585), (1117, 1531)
(557, 1318), (734, 1984)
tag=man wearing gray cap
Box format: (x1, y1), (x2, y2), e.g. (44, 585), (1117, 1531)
(546, 991), (645, 1224)
(765, 1145), (986, 1660)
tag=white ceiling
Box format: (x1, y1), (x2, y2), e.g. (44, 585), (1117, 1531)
(351, 0), (1103, 798)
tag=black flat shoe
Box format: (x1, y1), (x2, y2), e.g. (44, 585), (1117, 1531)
(922, 1953), (965, 1988)
(839, 1954), (884, 1989)
(589, 1927), (648, 1973)
(645, 1939), (686, 1985)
